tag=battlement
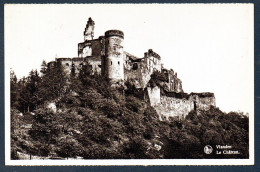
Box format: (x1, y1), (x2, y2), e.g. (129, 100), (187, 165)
(56, 58), (72, 62)
(163, 89), (215, 99)
(190, 92), (215, 98)
(105, 30), (124, 38)
(72, 57), (85, 61)
(56, 57), (86, 62)
(164, 91), (190, 99)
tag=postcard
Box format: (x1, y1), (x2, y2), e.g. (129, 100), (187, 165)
(5, 3), (254, 165)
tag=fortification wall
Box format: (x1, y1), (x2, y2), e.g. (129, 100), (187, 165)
(91, 39), (104, 56)
(71, 58), (85, 74)
(78, 38), (104, 58)
(55, 56), (102, 76)
(57, 58), (72, 75)
(193, 96), (216, 111)
(86, 56), (101, 74)
(162, 68), (183, 93)
(124, 62), (151, 88)
(147, 86), (161, 106)
(154, 96), (193, 120)
(147, 86), (216, 120)
(144, 49), (161, 73)
(154, 95), (215, 120)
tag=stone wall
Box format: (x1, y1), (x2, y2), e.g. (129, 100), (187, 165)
(147, 86), (161, 106)
(86, 56), (101, 74)
(155, 95), (193, 120)
(144, 49), (161, 73)
(191, 94), (216, 111)
(55, 56), (102, 76)
(124, 50), (162, 89)
(147, 86), (216, 120)
(162, 68), (183, 93)
(84, 17), (95, 41)
(71, 58), (85, 74)
(124, 61), (151, 88)
(91, 38), (104, 56)
(56, 58), (73, 75)
(78, 38), (104, 58)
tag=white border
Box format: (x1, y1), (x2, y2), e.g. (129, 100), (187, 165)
(4, 3), (254, 166)
(4, 159), (255, 166)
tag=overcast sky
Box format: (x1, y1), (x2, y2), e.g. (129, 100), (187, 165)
(5, 4), (254, 115)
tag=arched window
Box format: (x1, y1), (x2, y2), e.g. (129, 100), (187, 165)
(66, 63), (69, 66)
(118, 61), (120, 65)
(111, 61), (112, 65)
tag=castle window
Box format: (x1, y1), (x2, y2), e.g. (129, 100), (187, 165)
(118, 61), (120, 65)
(111, 61), (112, 65)
(133, 63), (138, 70)
(66, 63), (69, 66)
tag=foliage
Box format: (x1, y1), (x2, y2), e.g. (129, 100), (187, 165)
(10, 64), (249, 159)
(148, 71), (167, 88)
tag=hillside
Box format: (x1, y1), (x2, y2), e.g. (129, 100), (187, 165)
(10, 62), (249, 159)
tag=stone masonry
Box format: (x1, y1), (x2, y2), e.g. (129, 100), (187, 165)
(47, 17), (216, 119)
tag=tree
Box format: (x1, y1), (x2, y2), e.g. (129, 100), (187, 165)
(17, 70), (41, 112)
(56, 135), (82, 159)
(10, 69), (20, 109)
(40, 60), (48, 75)
(29, 107), (62, 147)
(37, 64), (67, 103)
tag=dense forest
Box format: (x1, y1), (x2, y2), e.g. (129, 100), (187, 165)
(10, 61), (249, 159)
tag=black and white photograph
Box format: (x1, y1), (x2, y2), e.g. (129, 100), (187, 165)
(5, 4), (254, 165)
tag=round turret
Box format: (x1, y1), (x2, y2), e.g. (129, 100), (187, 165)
(103, 30), (124, 84)
(105, 30), (124, 39)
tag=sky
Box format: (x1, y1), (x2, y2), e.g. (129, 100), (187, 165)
(4, 4), (254, 115)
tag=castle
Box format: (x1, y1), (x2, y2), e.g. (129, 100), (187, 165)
(48, 17), (216, 120)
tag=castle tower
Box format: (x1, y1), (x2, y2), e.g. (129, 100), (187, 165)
(103, 30), (124, 84)
(84, 17), (95, 41)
